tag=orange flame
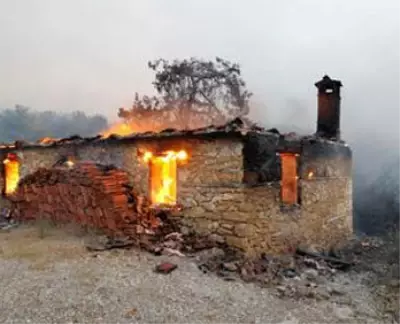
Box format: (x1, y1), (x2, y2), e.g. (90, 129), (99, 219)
(101, 122), (135, 138)
(143, 151), (153, 163)
(38, 137), (58, 144)
(142, 150), (188, 206)
(3, 155), (20, 194)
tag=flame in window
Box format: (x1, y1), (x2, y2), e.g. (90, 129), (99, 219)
(3, 153), (20, 195)
(143, 150), (187, 206)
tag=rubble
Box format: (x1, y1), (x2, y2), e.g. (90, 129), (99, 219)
(0, 208), (18, 230)
(85, 235), (135, 251)
(10, 162), (160, 238)
(130, 222), (354, 298)
(155, 262), (177, 274)
(388, 279), (400, 288)
(295, 246), (354, 270)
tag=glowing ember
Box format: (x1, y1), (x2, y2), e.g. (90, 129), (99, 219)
(101, 122), (135, 138)
(176, 150), (188, 161)
(142, 150), (188, 206)
(308, 171), (314, 179)
(3, 154), (20, 194)
(65, 160), (75, 168)
(143, 151), (153, 163)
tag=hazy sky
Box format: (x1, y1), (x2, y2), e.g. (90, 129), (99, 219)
(0, 0), (399, 141)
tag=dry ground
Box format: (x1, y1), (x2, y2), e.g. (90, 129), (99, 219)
(0, 224), (397, 324)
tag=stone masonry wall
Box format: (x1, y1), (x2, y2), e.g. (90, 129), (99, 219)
(0, 136), (353, 256)
(172, 139), (353, 256)
(0, 137), (243, 197)
(174, 179), (352, 256)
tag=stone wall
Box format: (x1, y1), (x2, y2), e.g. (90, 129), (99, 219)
(173, 138), (353, 256)
(173, 178), (352, 256)
(0, 135), (353, 256)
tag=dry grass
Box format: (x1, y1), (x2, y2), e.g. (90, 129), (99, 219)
(0, 222), (89, 270)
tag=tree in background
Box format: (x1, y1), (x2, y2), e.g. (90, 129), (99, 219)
(0, 105), (108, 143)
(118, 57), (253, 131)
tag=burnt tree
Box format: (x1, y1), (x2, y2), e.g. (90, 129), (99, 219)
(118, 57), (253, 131)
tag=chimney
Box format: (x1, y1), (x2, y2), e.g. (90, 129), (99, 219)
(315, 75), (342, 140)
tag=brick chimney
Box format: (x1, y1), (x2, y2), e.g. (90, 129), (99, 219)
(315, 75), (342, 140)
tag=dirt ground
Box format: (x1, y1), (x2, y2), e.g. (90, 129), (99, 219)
(0, 224), (398, 324)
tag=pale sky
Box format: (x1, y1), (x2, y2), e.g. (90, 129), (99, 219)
(0, 0), (399, 143)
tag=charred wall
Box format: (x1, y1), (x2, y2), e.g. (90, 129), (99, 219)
(242, 132), (281, 184)
(300, 140), (352, 178)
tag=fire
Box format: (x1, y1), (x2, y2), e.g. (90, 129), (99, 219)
(65, 160), (75, 168)
(38, 137), (58, 144)
(143, 150), (188, 206)
(143, 151), (153, 163)
(307, 171), (314, 179)
(101, 122), (135, 138)
(176, 150), (188, 160)
(3, 153), (20, 195)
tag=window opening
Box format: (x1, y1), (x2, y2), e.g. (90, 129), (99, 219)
(280, 153), (299, 205)
(142, 150), (187, 207)
(3, 153), (20, 195)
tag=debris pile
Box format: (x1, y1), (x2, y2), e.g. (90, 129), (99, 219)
(0, 207), (18, 230)
(9, 162), (159, 237)
(83, 216), (355, 300)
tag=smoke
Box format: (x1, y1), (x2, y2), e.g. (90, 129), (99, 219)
(0, 106), (108, 142)
(250, 73), (399, 235)
(0, 0), (398, 234)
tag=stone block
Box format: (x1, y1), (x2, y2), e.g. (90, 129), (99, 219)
(221, 223), (234, 230)
(234, 223), (258, 238)
(216, 226), (234, 236)
(225, 235), (249, 251)
(185, 206), (206, 218)
(207, 221), (219, 231)
(221, 211), (250, 222)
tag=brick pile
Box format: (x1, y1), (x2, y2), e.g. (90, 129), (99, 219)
(9, 161), (159, 237)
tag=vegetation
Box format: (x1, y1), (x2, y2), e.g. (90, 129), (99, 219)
(118, 57), (253, 131)
(0, 105), (107, 143)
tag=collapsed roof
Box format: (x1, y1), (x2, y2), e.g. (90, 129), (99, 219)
(0, 117), (348, 151)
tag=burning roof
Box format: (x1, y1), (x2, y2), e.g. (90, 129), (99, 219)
(0, 117), (347, 151)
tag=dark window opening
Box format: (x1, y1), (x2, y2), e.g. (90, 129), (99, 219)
(243, 133), (281, 185)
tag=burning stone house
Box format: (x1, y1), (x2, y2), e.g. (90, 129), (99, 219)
(0, 76), (352, 255)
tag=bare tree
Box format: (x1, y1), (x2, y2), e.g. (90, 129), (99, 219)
(118, 57), (252, 131)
